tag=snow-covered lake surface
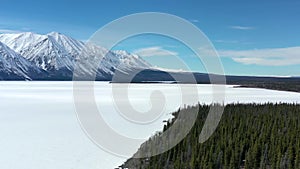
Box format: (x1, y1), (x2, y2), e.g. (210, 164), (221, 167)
(0, 81), (299, 169)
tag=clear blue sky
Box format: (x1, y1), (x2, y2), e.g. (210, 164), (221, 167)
(0, 0), (299, 76)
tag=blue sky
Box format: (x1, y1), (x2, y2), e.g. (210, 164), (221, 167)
(0, 0), (299, 76)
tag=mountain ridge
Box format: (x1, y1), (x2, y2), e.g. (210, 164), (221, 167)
(0, 32), (299, 91)
(0, 32), (151, 80)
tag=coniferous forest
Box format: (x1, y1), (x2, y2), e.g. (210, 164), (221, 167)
(121, 103), (300, 169)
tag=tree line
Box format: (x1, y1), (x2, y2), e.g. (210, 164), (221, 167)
(121, 103), (300, 169)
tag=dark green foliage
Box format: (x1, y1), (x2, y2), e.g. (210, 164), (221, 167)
(121, 103), (300, 169)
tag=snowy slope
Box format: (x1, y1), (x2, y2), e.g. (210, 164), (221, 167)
(47, 32), (84, 57)
(111, 50), (151, 71)
(0, 32), (74, 71)
(0, 41), (45, 80)
(76, 43), (151, 79)
(0, 32), (151, 80)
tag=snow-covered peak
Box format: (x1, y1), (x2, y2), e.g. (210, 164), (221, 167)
(47, 32), (84, 56)
(112, 50), (131, 56)
(112, 50), (151, 68)
(0, 32), (47, 53)
(0, 31), (153, 80)
(0, 32), (75, 71)
(47, 31), (61, 36)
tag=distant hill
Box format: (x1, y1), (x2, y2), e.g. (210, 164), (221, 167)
(112, 69), (300, 92)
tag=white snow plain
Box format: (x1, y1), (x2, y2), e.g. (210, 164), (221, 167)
(0, 81), (299, 169)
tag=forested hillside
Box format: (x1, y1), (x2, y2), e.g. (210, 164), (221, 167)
(121, 103), (300, 169)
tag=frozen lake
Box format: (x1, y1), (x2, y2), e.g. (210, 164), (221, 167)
(0, 81), (299, 169)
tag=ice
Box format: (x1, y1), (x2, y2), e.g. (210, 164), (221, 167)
(0, 81), (299, 169)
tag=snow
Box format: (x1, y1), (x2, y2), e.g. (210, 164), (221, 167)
(0, 42), (43, 79)
(0, 32), (151, 76)
(0, 81), (299, 169)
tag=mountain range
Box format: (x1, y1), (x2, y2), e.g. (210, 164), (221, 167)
(0, 32), (150, 80)
(0, 31), (299, 92)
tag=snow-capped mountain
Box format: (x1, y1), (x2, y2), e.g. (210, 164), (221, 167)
(0, 32), (151, 80)
(47, 32), (84, 57)
(0, 41), (45, 80)
(0, 32), (75, 71)
(111, 50), (151, 71)
(75, 42), (151, 79)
